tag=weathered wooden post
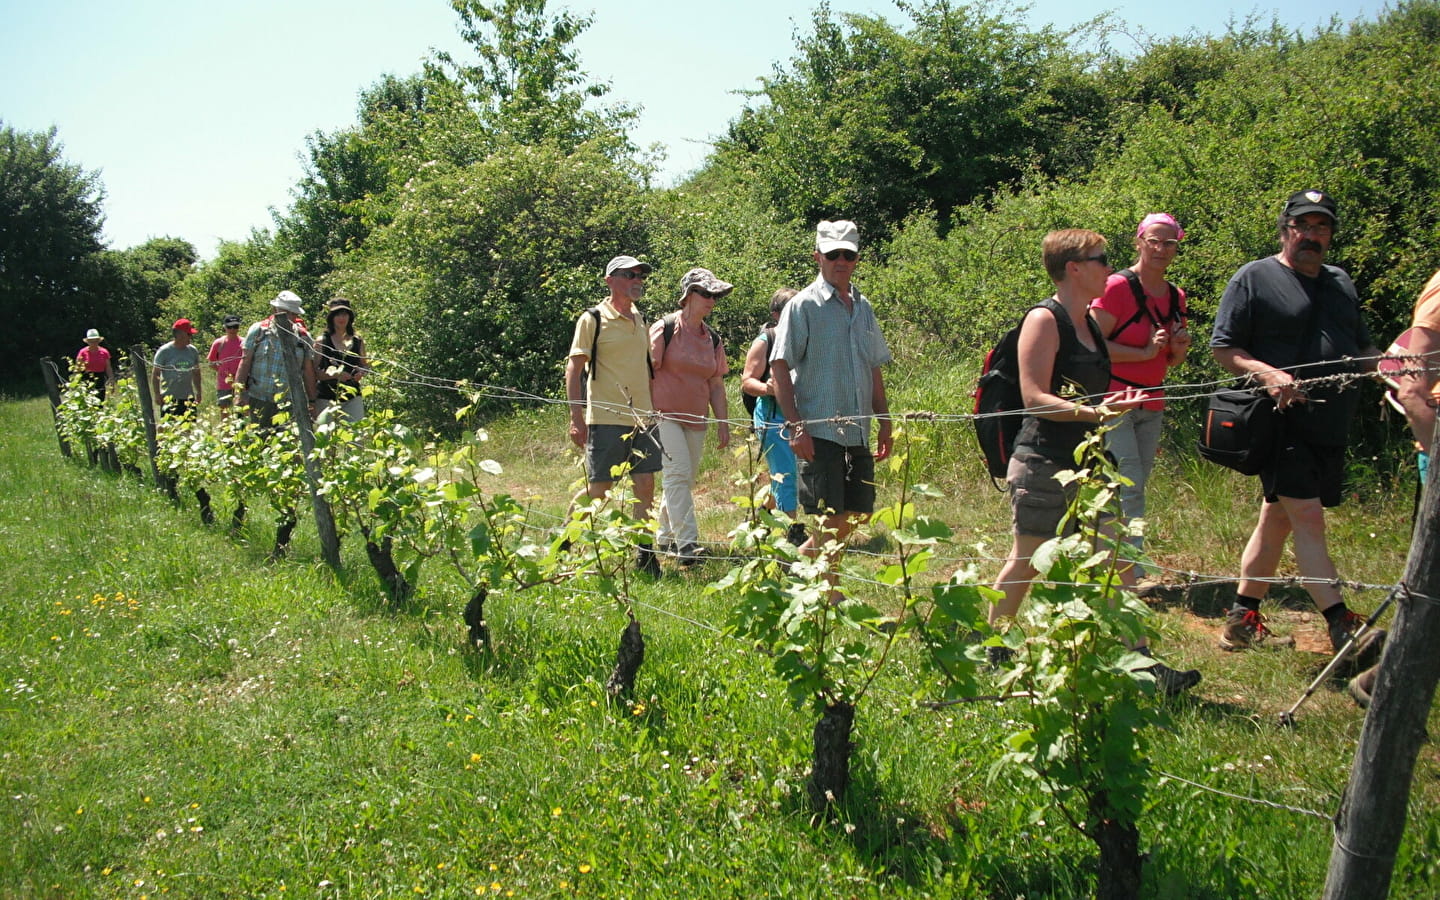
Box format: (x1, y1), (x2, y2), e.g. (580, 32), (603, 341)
(130, 345), (164, 490)
(40, 358), (73, 458)
(274, 321), (342, 570)
(1323, 422), (1440, 898)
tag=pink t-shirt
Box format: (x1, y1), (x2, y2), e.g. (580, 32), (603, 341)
(208, 334), (244, 391)
(1090, 272), (1187, 411)
(649, 316), (728, 429)
(77, 345), (110, 374)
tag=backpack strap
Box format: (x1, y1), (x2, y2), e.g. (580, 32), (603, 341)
(1109, 270), (1183, 340)
(760, 324), (776, 384)
(587, 305), (655, 383)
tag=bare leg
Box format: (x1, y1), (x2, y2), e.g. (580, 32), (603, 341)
(1237, 499), (1292, 601)
(1276, 494), (1342, 611)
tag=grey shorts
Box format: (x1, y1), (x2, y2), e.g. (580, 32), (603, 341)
(586, 423), (662, 482)
(798, 438), (876, 516)
(1008, 451), (1078, 538)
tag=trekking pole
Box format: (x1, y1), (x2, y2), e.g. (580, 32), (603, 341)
(1277, 589), (1399, 728)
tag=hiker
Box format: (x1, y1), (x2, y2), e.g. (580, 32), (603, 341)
(314, 299), (369, 424)
(741, 288), (806, 545)
(152, 319), (203, 418)
(564, 255), (664, 577)
(77, 328), (115, 400)
(1088, 213), (1191, 572)
(1348, 265), (1440, 708)
(650, 268), (732, 566)
(988, 229), (1199, 695)
(1210, 190), (1383, 669)
(769, 220), (891, 600)
(234, 291), (319, 430)
(208, 314), (245, 418)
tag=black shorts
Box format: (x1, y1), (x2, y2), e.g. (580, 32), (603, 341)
(1261, 438), (1346, 507)
(798, 438), (876, 516)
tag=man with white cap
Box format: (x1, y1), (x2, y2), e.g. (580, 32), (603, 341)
(565, 255), (663, 576)
(770, 220), (893, 596)
(234, 291), (318, 430)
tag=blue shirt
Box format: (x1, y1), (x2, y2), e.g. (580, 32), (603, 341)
(773, 275), (892, 447)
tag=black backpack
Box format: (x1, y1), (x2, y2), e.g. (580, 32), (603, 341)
(740, 324), (776, 418)
(971, 298), (1079, 485)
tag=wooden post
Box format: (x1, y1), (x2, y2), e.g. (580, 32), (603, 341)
(1323, 423), (1440, 898)
(275, 321), (342, 570)
(130, 345), (164, 489)
(40, 358), (73, 458)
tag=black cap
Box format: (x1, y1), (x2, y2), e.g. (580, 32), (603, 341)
(1282, 190), (1337, 224)
(223, 314), (242, 327)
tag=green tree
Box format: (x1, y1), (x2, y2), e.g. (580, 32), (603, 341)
(0, 123), (108, 385)
(159, 232), (290, 343)
(100, 237), (197, 350)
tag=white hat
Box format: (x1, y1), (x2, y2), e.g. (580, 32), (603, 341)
(84, 328), (103, 341)
(604, 255), (653, 278)
(816, 220), (860, 254)
(271, 290), (305, 315)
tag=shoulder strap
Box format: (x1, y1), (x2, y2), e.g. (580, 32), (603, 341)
(587, 308), (601, 382)
(760, 324), (776, 382)
(662, 312), (719, 349)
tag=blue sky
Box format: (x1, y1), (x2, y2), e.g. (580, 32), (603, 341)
(1, 0), (1381, 257)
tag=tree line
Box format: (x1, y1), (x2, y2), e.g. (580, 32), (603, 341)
(6, 0), (1439, 460)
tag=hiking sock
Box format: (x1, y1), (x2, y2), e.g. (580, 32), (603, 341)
(1231, 594), (1264, 615)
(1321, 603), (1352, 630)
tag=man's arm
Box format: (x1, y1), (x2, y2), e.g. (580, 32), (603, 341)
(871, 367), (891, 460)
(770, 359), (812, 462)
(565, 354), (588, 449)
(233, 348), (253, 407)
(1399, 327), (1440, 449)
(1213, 346), (1304, 409)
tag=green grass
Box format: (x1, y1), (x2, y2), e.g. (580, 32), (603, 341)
(3, 383), (1438, 899)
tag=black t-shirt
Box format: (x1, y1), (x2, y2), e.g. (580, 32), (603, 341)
(1211, 256), (1371, 446)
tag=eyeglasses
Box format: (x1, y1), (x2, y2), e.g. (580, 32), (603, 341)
(613, 269), (648, 280)
(1077, 252), (1110, 267)
(689, 288), (718, 299)
(1142, 238), (1180, 251)
(823, 249), (858, 261)
(1287, 221), (1333, 237)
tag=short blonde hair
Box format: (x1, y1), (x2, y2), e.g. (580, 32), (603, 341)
(1042, 229), (1106, 282)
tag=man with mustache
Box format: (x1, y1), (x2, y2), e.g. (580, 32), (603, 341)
(1210, 190), (1382, 669)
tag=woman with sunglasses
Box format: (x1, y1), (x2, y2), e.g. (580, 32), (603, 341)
(650, 267), (733, 566)
(988, 229), (1199, 694)
(1087, 213), (1191, 571)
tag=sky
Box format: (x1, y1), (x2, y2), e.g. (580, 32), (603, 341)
(1, 0), (1383, 258)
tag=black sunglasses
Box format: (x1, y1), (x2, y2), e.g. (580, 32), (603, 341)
(823, 249), (858, 261)
(690, 288), (718, 299)
(1077, 252), (1110, 267)
(614, 269), (648, 280)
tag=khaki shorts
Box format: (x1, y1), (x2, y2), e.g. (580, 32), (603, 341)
(1007, 451), (1078, 538)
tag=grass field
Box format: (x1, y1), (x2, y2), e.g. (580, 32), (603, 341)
(3, 386), (1438, 899)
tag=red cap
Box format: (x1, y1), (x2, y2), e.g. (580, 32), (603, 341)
(172, 318), (198, 334)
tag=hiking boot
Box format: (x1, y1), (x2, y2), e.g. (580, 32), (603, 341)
(986, 645), (1014, 669)
(1348, 664), (1379, 710)
(1328, 610), (1385, 672)
(1141, 661), (1202, 696)
(1217, 608), (1292, 651)
(635, 546), (661, 578)
(785, 522), (809, 547)
(678, 544), (708, 567)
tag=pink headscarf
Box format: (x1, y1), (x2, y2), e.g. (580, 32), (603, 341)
(1136, 213), (1185, 241)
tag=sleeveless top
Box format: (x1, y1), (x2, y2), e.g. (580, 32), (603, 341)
(1014, 299), (1111, 463)
(316, 333), (365, 401)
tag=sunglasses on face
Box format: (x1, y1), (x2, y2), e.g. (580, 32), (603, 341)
(1077, 252), (1110, 267)
(614, 269), (648, 280)
(690, 288), (718, 299)
(823, 249), (858, 261)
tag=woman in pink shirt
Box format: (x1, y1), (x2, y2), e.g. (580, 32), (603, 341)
(1088, 214), (1192, 568)
(650, 268), (732, 565)
(208, 314), (245, 417)
(76, 328), (115, 399)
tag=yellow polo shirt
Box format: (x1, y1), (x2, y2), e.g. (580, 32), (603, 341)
(568, 298), (655, 426)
